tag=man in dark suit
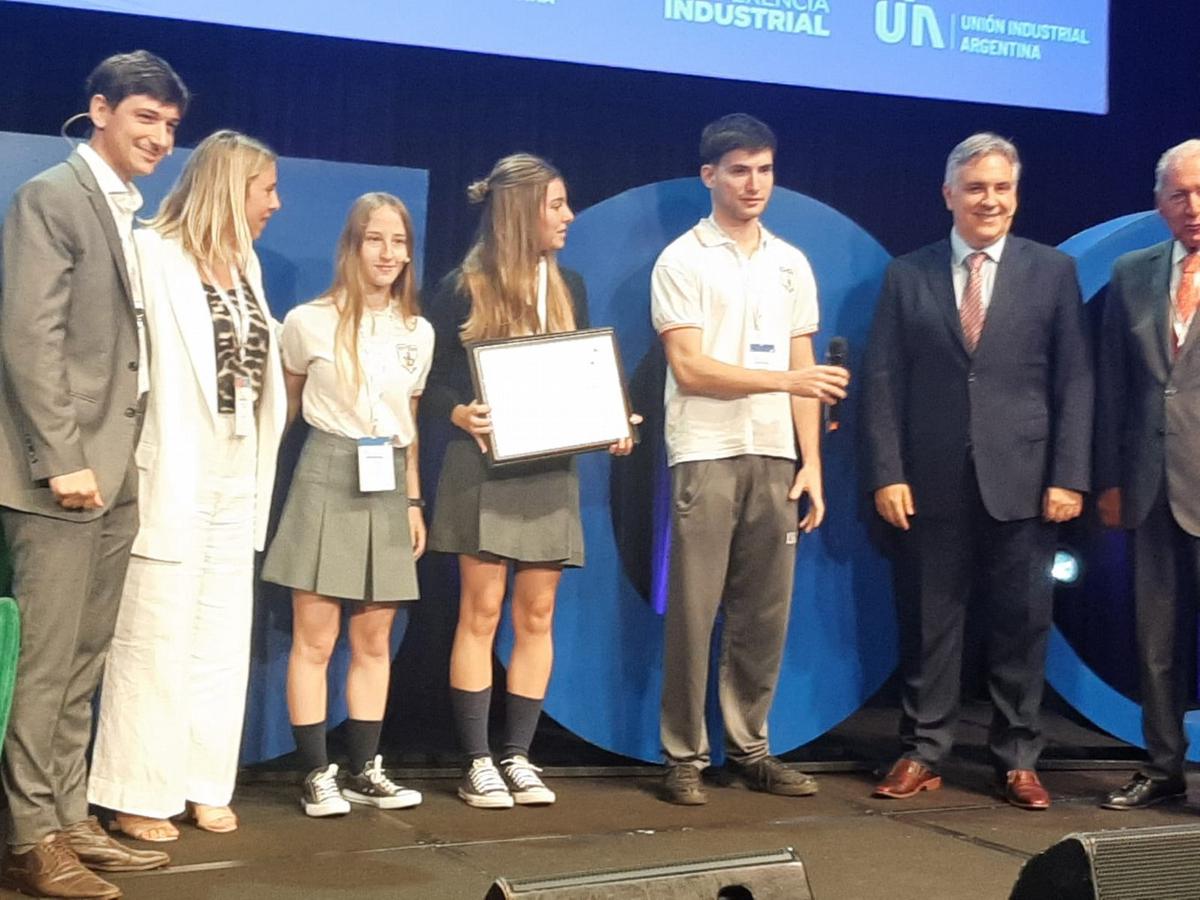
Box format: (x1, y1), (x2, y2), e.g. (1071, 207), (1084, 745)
(861, 133), (1092, 810)
(0, 52), (187, 898)
(1096, 139), (1200, 811)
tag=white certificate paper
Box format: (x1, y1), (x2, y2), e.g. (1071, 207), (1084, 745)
(469, 328), (632, 465)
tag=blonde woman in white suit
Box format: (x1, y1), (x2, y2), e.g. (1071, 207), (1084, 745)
(88, 130), (287, 841)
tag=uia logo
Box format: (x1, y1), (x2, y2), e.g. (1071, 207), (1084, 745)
(875, 0), (945, 49)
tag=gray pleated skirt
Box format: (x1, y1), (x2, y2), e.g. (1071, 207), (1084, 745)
(262, 429), (419, 603)
(428, 439), (584, 567)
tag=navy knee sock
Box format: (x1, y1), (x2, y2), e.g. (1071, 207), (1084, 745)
(292, 722), (328, 772)
(345, 718), (383, 773)
(500, 692), (544, 761)
(450, 686), (492, 763)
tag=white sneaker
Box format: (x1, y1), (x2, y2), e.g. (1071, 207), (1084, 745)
(343, 755), (423, 810)
(457, 757), (514, 809)
(302, 763), (351, 817)
(500, 755), (556, 805)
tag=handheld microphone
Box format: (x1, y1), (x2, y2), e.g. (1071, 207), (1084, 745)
(823, 336), (849, 433)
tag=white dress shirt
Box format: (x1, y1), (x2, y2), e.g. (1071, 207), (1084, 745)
(77, 143), (149, 395)
(1168, 240), (1199, 346)
(950, 229), (1007, 313)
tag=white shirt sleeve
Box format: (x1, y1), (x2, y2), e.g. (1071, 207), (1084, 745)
(790, 253), (820, 337)
(651, 261), (703, 333)
(279, 308), (311, 375)
(411, 318), (434, 396)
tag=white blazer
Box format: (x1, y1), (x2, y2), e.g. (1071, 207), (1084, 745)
(131, 229), (287, 562)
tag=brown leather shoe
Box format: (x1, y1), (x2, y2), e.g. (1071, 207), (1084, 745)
(2, 832), (122, 899)
(1003, 769), (1051, 810)
(873, 758), (942, 799)
(62, 816), (170, 872)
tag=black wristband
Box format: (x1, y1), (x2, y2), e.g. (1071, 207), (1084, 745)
(408, 497), (425, 508)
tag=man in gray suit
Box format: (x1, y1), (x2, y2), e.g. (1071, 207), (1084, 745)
(1097, 139), (1200, 811)
(0, 51), (187, 898)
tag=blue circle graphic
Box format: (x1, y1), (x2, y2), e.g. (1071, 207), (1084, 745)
(1051, 212), (1200, 761)
(495, 178), (895, 762)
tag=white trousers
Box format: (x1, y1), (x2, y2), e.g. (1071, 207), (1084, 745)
(89, 420), (257, 817)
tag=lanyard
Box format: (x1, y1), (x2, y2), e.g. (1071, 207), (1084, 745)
(223, 277), (251, 359)
(123, 222), (150, 397)
(360, 306), (402, 437)
(535, 257), (548, 331)
(204, 265), (251, 361)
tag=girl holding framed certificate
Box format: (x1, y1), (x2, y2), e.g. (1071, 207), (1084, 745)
(262, 193), (431, 817)
(425, 153), (635, 810)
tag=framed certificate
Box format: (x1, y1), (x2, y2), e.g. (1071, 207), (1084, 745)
(467, 327), (633, 466)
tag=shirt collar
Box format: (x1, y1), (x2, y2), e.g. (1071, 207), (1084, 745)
(950, 229), (1006, 267)
(694, 215), (774, 252)
(77, 143), (143, 213)
(1171, 240), (1199, 268)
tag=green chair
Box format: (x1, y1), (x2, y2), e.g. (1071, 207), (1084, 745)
(0, 596), (18, 755)
(0, 517), (17, 753)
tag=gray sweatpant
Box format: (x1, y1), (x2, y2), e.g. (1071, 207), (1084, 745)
(659, 455), (798, 768)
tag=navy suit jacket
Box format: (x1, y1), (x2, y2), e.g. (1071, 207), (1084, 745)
(861, 235), (1092, 522)
(1095, 239), (1200, 536)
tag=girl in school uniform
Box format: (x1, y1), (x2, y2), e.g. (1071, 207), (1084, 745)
(425, 153), (635, 810)
(262, 193), (432, 817)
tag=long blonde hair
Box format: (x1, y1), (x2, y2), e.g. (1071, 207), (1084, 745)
(148, 129), (276, 270)
(324, 192), (420, 394)
(459, 153), (575, 343)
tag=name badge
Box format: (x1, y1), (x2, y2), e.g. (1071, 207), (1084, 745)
(234, 376), (254, 437)
(357, 437), (396, 493)
(747, 340), (784, 371)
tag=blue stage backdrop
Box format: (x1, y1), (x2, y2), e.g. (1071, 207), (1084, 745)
(0, 131), (430, 765)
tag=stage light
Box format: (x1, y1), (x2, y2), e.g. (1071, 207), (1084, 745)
(1052, 549), (1082, 585)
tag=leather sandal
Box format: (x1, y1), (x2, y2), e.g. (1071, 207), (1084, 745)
(110, 813), (180, 842)
(187, 802), (239, 833)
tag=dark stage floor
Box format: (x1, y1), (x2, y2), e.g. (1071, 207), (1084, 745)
(6, 704), (1198, 900)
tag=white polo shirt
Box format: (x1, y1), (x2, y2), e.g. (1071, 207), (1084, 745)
(651, 216), (819, 466)
(280, 299), (434, 448)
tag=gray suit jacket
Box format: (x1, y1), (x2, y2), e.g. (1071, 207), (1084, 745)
(1096, 239), (1200, 535)
(0, 150), (141, 520)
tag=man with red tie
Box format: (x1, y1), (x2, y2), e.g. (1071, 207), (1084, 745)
(861, 133), (1092, 810)
(1096, 139), (1200, 810)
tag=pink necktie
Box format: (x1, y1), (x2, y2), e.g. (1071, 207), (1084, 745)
(960, 251), (987, 352)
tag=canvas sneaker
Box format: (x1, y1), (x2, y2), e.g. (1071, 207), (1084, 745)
(500, 756), (556, 805)
(457, 757), (515, 809)
(302, 763), (351, 817)
(343, 755), (422, 809)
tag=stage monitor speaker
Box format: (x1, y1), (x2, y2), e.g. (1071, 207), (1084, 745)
(1010, 823), (1200, 899)
(484, 847), (813, 900)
